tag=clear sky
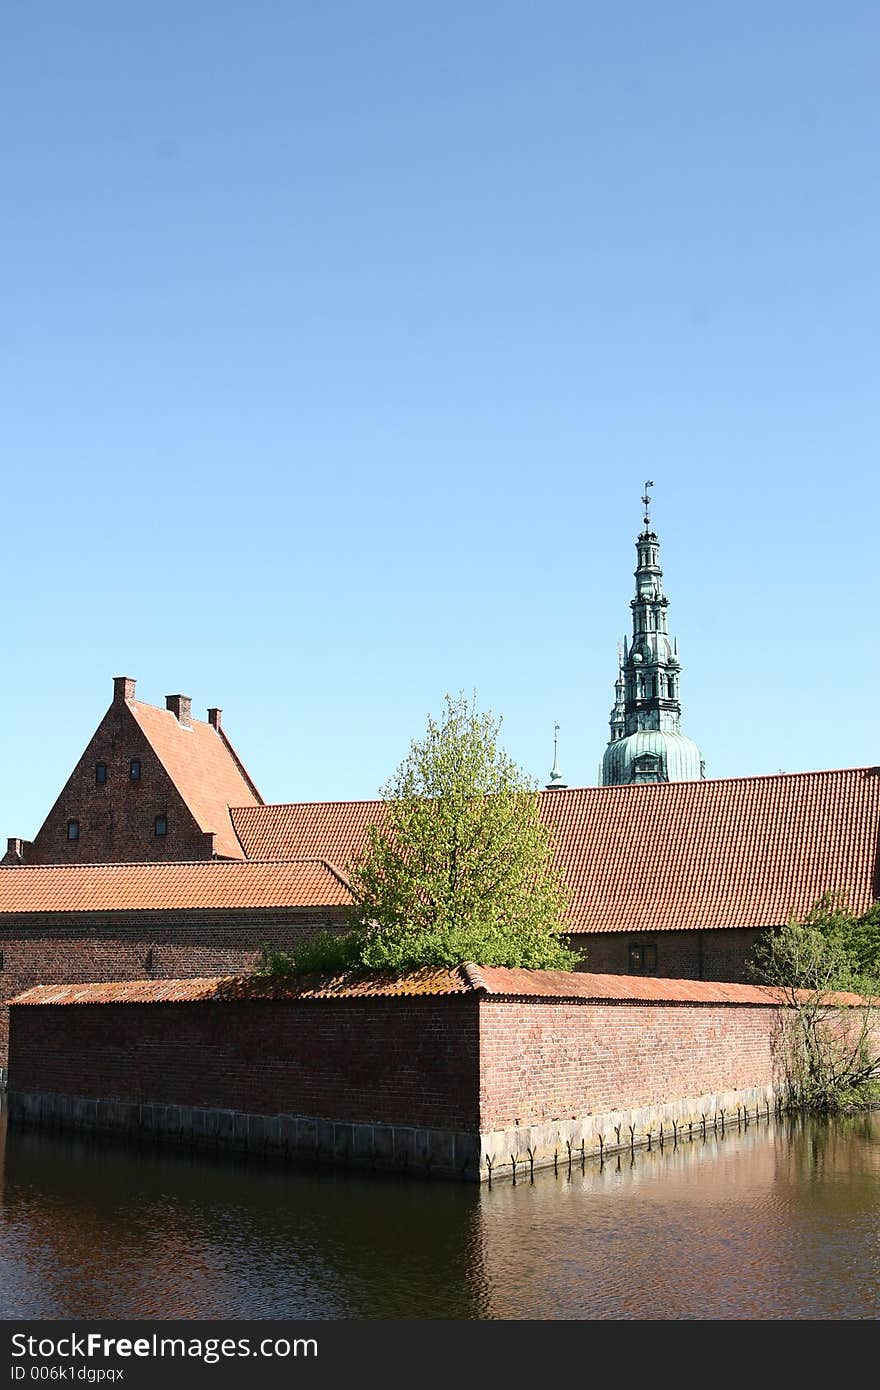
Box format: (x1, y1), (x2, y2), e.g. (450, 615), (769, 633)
(3, 2), (878, 839)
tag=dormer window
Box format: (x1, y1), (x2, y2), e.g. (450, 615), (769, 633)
(154, 814), (167, 837)
(67, 819), (80, 842)
(129, 759), (141, 782)
(95, 762), (107, 785)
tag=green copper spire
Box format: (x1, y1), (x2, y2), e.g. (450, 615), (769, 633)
(599, 485), (705, 785)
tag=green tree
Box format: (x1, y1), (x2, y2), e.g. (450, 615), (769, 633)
(347, 693), (576, 971)
(259, 694), (578, 976)
(751, 905), (880, 1113)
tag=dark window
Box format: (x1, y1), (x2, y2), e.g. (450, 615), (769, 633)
(95, 762), (107, 785)
(67, 819), (80, 842)
(154, 814), (167, 837)
(629, 943), (657, 974)
(129, 759), (141, 782)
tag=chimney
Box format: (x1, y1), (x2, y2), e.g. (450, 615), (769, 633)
(166, 694), (192, 728)
(113, 676), (137, 704)
(5, 837), (25, 864)
(207, 708), (222, 731)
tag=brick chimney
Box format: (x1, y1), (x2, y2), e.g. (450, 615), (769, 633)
(207, 708), (222, 730)
(166, 694), (192, 728)
(5, 837), (26, 864)
(113, 676), (137, 704)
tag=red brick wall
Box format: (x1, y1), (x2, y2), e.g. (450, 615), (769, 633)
(477, 1000), (782, 1130)
(0, 907), (349, 1066)
(24, 699), (210, 865)
(573, 928), (766, 984)
(8, 997), (480, 1131)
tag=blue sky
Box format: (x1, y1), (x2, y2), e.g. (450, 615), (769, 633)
(3, 2), (878, 838)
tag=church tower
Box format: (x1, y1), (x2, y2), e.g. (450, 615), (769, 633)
(599, 484), (705, 785)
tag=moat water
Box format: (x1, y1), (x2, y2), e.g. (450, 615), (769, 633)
(1, 1100), (878, 1320)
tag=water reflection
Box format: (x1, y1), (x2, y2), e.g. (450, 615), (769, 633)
(1, 1098), (878, 1319)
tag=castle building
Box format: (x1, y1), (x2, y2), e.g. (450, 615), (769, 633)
(600, 484), (705, 786)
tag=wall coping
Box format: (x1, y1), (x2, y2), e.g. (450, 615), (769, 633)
(8, 964), (871, 1010)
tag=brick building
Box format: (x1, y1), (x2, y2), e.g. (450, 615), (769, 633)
(1, 675), (878, 1069)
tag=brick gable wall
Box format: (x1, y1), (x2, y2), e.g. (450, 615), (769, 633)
(25, 700), (211, 865)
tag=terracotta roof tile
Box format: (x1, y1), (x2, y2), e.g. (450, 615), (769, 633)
(9, 965), (472, 1006)
(230, 767), (880, 933)
(0, 859), (351, 914)
(130, 702), (262, 860)
(9, 965), (867, 1009)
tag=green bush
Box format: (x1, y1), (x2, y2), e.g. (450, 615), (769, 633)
(256, 931), (363, 978)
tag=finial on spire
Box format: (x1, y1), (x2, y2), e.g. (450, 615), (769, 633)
(546, 722), (567, 790)
(617, 639), (624, 675)
(641, 479), (654, 529)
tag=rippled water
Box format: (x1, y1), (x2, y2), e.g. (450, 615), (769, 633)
(1, 1100), (878, 1319)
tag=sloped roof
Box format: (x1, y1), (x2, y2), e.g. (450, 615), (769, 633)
(9, 966), (471, 1006)
(129, 702), (262, 859)
(231, 799), (383, 865)
(230, 767), (880, 934)
(10, 965), (866, 1008)
(0, 859), (350, 914)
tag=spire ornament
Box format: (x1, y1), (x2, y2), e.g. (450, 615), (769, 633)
(546, 722), (567, 791)
(641, 480), (654, 530)
(599, 488), (705, 786)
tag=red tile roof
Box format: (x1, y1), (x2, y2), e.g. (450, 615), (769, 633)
(9, 965), (867, 1009)
(130, 701), (262, 860)
(230, 767), (880, 933)
(0, 859), (351, 914)
(231, 799), (384, 866)
(9, 966), (471, 1006)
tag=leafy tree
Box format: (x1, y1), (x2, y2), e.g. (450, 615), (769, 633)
(751, 902), (880, 1112)
(347, 694), (576, 971)
(261, 694), (578, 975)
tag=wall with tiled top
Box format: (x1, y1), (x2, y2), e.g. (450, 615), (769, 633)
(0, 907), (349, 1066)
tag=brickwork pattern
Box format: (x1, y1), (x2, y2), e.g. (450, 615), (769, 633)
(477, 999), (784, 1130)
(576, 928), (765, 983)
(0, 907), (348, 1064)
(26, 700), (210, 864)
(8, 997), (480, 1131)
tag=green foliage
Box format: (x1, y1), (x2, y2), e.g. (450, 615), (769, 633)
(346, 693), (577, 972)
(255, 931), (363, 978)
(258, 695), (579, 978)
(751, 900), (880, 1113)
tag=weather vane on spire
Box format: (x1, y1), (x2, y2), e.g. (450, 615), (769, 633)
(641, 480), (654, 528)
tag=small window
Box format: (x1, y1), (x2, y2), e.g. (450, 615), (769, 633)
(129, 759), (141, 782)
(67, 819), (80, 842)
(154, 814), (167, 837)
(629, 943), (657, 974)
(95, 762), (107, 785)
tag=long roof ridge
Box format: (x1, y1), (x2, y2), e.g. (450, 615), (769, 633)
(231, 796), (386, 811)
(0, 856), (349, 872)
(227, 764), (880, 816)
